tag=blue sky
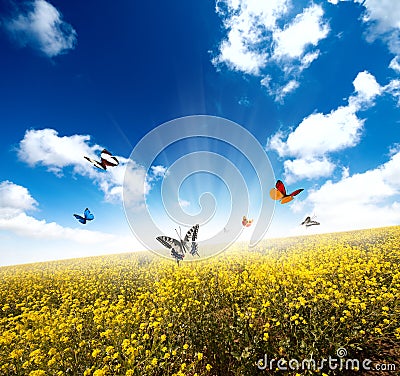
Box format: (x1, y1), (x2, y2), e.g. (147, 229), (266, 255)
(0, 0), (400, 266)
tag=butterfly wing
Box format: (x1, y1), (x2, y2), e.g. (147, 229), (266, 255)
(280, 187), (303, 204)
(169, 247), (185, 264)
(73, 214), (86, 224)
(183, 224), (199, 256)
(306, 220), (320, 227)
(245, 219), (253, 227)
(269, 188), (284, 200)
(84, 208), (94, 221)
(287, 188), (304, 197)
(84, 156), (107, 171)
(156, 236), (180, 250)
(156, 236), (185, 264)
(190, 242), (200, 257)
(156, 236), (185, 255)
(276, 180), (287, 196)
(100, 149), (119, 167)
(301, 216), (311, 225)
(280, 196), (293, 204)
(184, 224), (199, 242)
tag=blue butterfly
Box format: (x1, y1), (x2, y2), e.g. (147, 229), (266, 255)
(73, 208), (94, 224)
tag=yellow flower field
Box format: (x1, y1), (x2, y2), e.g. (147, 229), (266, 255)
(0, 226), (399, 375)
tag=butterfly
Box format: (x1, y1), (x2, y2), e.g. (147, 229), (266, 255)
(84, 149), (119, 171)
(73, 208), (94, 224)
(156, 224), (199, 264)
(242, 216), (253, 227)
(269, 180), (304, 204)
(301, 216), (320, 227)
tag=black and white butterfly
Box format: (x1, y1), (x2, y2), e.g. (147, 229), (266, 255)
(156, 224), (199, 264)
(84, 149), (119, 171)
(301, 215), (320, 227)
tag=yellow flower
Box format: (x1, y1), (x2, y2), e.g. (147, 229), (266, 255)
(93, 370), (107, 376)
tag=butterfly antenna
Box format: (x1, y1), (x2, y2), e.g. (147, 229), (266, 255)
(175, 227), (182, 241)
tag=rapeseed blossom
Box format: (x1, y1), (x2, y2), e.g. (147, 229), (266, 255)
(0, 226), (399, 375)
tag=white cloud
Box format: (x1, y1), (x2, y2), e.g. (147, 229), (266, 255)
(0, 212), (112, 243)
(122, 160), (151, 208)
(0, 180), (38, 218)
(0, 181), (115, 243)
(3, 0), (77, 57)
(383, 79), (400, 106)
(17, 128), (97, 173)
(301, 51), (320, 68)
(269, 105), (364, 159)
(214, 27), (268, 75)
(341, 166), (350, 179)
(17, 128), (160, 205)
(350, 70), (382, 106)
(389, 56), (400, 72)
(150, 165), (167, 178)
(267, 71), (390, 181)
(295, 149), (400, 233)
(272, 4), (329, 60)
(283, 157), (335, 183)
(355, 0), (400, 34)
(262, 79), (300, 103)
(213, 0), (329, 101)
(0, 181), (140, 265)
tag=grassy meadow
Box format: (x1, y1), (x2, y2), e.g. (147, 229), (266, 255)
(0, 226), (399, 375)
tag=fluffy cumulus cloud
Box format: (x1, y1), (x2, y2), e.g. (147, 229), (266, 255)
(266, 71), (395, 182)
(290, 149), (400, 235)
(0, 181), (137, 264)
(213, 0), (329, 101)
(0, 180), (38, 218)
(2, 0), (76, 57)
(17, 128), (162, 205)
(18, 128), (97, 173)
(272, 4), (329, 60)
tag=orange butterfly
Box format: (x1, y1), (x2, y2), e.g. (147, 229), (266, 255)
(242, 216), (253, 227)
(269, 180), (303, 204)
